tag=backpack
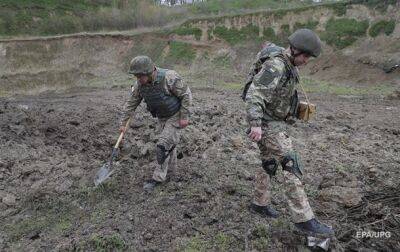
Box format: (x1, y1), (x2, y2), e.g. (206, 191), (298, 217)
(241, 42), (285, 101)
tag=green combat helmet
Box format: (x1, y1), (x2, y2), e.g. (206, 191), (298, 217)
(129, 55), (154, 75)
(288, 29), (322, 57)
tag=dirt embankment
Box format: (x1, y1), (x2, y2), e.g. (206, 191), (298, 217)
(0, 87), (399, 251)
(1, 2), (399, 96)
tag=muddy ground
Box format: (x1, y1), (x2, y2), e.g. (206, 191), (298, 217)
(0, 85), (399, 251)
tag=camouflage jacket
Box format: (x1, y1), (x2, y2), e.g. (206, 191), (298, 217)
(245, 50), (299, 127)
(120, 68), (192, 125)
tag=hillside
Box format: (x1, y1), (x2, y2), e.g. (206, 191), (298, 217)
(0, 0), (342, 37)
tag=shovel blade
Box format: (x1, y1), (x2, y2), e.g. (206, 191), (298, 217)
(94, 163), (114, 186)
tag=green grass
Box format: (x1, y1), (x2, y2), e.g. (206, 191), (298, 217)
(215, 232), (233, 251)
(213, 24), (260, 45)
(293, 20), (319, 31)
(322, 18), (369, 49)
(173, 26), (202, 40)
(5, 207), (75, 242)
(91, 233), (126, 252)
(1, 0), (391, 38)
(357, 0), (398, 12)
(252, 224), (270, 250)
(166, 41), (196, 65)
(302, 78), (397, 95)
(180, 235), (209, 251)
(189, 0), (339, 15)
(369, 20), (396, 37)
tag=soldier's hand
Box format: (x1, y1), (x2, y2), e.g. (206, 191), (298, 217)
(179, 119), (189, 128)
(119, 126), (126, 133)
(248, 126), (262, 142)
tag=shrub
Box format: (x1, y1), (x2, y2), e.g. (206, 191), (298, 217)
(369, 20), (396, 37)
(323, 18), (369, 49)
(213, 24), (260, 45)
(173, 26), (202, 40)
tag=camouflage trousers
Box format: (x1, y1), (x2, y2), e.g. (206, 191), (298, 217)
(253, 121), (315, 223)
(152, 112), (180, 182)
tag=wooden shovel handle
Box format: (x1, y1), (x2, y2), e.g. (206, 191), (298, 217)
(114, 118), (131, 149)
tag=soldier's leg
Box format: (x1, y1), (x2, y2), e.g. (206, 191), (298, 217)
(282, 168), (314, 223)
(251, 125), (279, 218)
(152, 115), (180, 182)
(268, 130), (314, 223)
(168, 147), (177, 175)
(253, 125), (274, 206)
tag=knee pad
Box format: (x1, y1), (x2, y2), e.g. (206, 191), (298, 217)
(281, 152), (303, 179)
(262, 158), (278, 177)
(156, 145), (168, 165)
(156, 144), (176, 165)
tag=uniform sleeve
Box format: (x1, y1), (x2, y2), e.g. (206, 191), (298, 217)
(245, 58), (285, 127)
(120, 81), (142, 126)
(166, 70), (192, 121)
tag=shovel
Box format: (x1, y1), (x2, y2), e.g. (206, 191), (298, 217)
(94, 118), (131, 186)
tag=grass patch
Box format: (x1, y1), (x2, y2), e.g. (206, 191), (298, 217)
(173, 26), (202, 40)
(91, 233), (126, 251)
(302, 78), (396, 96)
(330, 2), (347, 16)
(252, 224), (270, 250)
(369, 20), (396, 37)
(4, 199), (76, 242)
(6, 216), (49, 241)
(166, 41), (196, 65)
(322, 18), (369, 49)
(54, 216), (73, 234)
(293, 20), (319, 31)
(222, 82), (242, 91)
(180, 235), (209, 251)
(358, 0), (398, 12)
(127, 39), (168, 66)
(189, 0), (319, 15)
(213, 24), (260, 45)
(211, 54), (234, 68)
(215, 232), (233, 251)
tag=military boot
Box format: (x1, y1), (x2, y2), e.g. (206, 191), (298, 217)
(295, 218), (334, 236)
(249, 203), (279, 218)
(143, 179), (162, 191)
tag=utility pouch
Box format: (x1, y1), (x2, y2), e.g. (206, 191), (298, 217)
(298, 101), (316, 122)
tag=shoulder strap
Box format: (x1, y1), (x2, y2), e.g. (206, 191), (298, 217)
(241, 45), (284, 101)
(155, 68), (167, 83)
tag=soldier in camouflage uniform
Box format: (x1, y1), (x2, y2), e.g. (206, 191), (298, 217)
(244, 29), (334, 236)
(120, 55), (192, 191)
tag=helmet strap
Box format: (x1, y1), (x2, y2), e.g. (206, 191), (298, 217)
(290, 46), (303, 58)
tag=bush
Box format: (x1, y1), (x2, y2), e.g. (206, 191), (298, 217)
(323, 18), (369, 49)
(213, 24), (260, 45)
(173, 26), (202, 40)
(369, 20), (396, 37)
